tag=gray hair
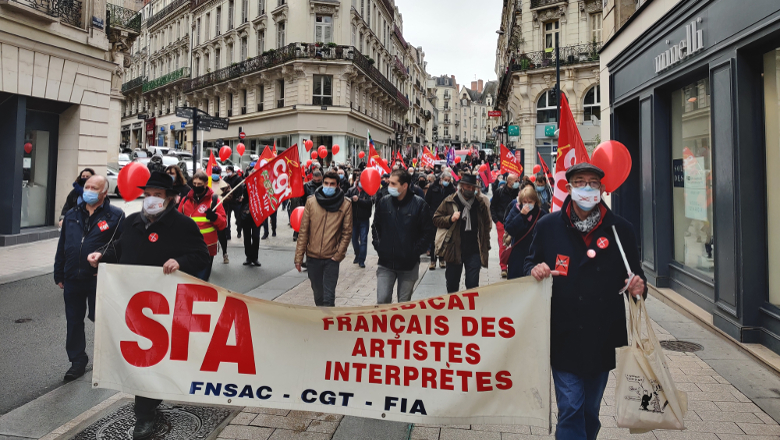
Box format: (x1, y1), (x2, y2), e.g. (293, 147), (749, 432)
(312, 170), (323, 178)
(89, 175), (110, 194)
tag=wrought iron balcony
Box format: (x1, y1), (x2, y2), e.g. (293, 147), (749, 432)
(530, 0), (566, 10)
(57, 0), (82, 27)
(3, 0), (58, 18)
(142, 67), (190, 93)
(393, 25), (407, 48)
(107, 2), (141, 33)
(184, 43), (409, 110)
(122, 75), (146, 93)
(8, 0), (84, 26)
(146, 0), (188, 28)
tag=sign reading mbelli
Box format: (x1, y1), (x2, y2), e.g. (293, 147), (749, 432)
(93, 265), (553, 427)
(655, 18), (704, 74)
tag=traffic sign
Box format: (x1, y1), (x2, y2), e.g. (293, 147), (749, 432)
(175, 107), (193, 119)
(181, 121), (186, 128)
(210, 117), (229, 130)
(137, 113), (148, 120)
(239, 131), (246, 139)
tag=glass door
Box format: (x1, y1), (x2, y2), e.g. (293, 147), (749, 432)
(21, 130), (51, 228)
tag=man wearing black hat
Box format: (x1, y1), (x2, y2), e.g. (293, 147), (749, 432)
(524, 162), (646, 440)
(432, 172), (492, 293)
(87, 171), (209, 440)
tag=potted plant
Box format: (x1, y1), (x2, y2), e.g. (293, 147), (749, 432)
(368, 57), (375, 65)
(327, 42), (337, 48)
(314, 41), (323, 47)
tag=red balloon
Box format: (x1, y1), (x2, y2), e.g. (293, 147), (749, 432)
(305, 140), (314, 152)
(332, 144), (340, 155)
(381, 158), (388, 165)
(306, 160), (312, 167)
(529, 175), (537, 183)
(360, 168), (381, 196)
(236, 143), (245, 156)
(533, 165), (541, 174)
(219, 145), (232, 162)
(24, 142), (32, 154)
(591, 140), (632, 193)
(311, 151), (318, 159)
(454, 156), (461, 164)
(318, 148), (328, 159)
(290, 206), (305, 232)
(117, 162), (150, 202)
(479, 163), (488, 173)
(412, 158), (418, 164)
(358, 151), (366, 159)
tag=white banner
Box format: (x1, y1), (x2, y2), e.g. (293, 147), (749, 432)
(93, 265), (552, 427)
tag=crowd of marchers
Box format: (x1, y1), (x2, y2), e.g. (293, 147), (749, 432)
(52, 151), (646, 440)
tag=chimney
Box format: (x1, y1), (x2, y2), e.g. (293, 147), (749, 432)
(478, 80), (484, 93)
(471, 81), (478, 91)
(451, 75), (456, 88)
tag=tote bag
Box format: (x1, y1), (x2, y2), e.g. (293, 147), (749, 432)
(434, 206), (458, 257)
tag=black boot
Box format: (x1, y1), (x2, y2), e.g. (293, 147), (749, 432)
(133, 418), (155, 439)
(64, 363), (86, 381)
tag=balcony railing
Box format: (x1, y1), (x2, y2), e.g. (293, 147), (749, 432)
(107, 2), (141, 33)
(11, 0), (84, 26)
(122, 75), (146, 93)
(184, 43), (409, 109)
(142, 66), (190, 93)
(393, 25), (407, 49)
(146, 0), (188, 28)
(530, 0), (565, 9)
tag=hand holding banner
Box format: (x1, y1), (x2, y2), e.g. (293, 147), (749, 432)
(245, 145), (304, 226)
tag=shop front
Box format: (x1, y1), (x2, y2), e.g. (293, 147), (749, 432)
(607, 0), (780, 353)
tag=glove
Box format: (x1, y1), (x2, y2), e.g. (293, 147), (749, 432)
(205, 208), (218, 222)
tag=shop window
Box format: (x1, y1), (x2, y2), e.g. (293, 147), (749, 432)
(536, 89), (558, 123)
(764, 48), (780, 306)
(671, 78), (713, 278)
(583, 85), (601, 123)
(313, 75), (333, 106)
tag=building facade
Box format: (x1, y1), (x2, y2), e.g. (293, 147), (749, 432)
(0, 0), (138, 242)
(428, 74), (461, 149)
(399, 44), (432, 156)
(494, 0), (603, 175)
(458, 79), (498, 151)
(602, 0), (780, 356)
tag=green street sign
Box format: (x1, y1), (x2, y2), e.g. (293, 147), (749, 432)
(545, 125), (556, 137)
(507, 125), (520, 137)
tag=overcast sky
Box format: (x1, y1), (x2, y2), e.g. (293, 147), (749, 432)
(395, 0), (504, 88)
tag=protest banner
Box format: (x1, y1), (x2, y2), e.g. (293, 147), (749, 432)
(244, 145), (304, 226)
(368, 145), (391, 175)
(421, 147), (437, 169)
(93, 265), (552, 427)
(500, 144), (524, 176)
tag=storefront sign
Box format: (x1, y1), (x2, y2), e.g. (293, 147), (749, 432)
(145, 118), (156, 139)
(673, 159), (685, 187)
(507, 125), (520, 137)
(488, 111), (502, 118)
(544, 125), (555, 137)
(121, 124), (130, 132)
(132, 122), (143, 129)
(655, 18), (704, 74)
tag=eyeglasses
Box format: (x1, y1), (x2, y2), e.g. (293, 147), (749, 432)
(569, 180), (601, 189)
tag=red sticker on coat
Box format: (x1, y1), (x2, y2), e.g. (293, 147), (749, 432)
(555, 254), (570, 276)
(597, 237), (609, 249)
(148, 233), (159, 243)
(98, 221), (108, 232)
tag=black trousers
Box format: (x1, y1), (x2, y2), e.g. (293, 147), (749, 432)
(63, 278), (97, 366)
(135, 396), (161, 422)
(445, 252), (481, 293)
(218, 229), (228, 255)
(261, 211), (277, 237)
(242, 221), (260, 262)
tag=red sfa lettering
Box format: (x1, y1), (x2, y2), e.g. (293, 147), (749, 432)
(171, 284), (218, 361)
(201, 297), (256, 374)
(121, 291), (170, 367)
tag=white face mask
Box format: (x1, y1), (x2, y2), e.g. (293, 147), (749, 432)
(570, 186), (601, 211)
(143, 196), (167, 216)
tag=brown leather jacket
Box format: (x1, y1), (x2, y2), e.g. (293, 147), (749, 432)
(294, 195), (353, 263)
(432, 192), (492, 267)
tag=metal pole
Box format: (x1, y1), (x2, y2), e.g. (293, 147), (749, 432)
(555, 35), (560, 125)
(192, 108), (198, 177)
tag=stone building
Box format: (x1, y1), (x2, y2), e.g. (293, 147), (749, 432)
(399, 44), (432, 157)
(494, 0), (603, 174)
(428, 74), (460, 150)
(458, 79), (498, 150)
(0, 0), (138, 242)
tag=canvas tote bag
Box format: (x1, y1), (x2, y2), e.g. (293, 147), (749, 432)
(434, 205), (458, 257)
(612, 227), (688, 432)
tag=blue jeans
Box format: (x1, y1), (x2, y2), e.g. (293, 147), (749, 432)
(552, 368), (610, 440)
(351, 219), (369, 265)
(63, 278), (97, 366)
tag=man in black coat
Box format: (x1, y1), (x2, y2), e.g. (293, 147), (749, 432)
(424, 172), (455, 269)
(373, 173), (391, 208)
(372, 169), (435, 304)
(490, 173), (520, 278)
(524, 163), (646, 440)
(345, 178), (373, 268)
(87, 171), (209, 440)
(223, 165), (244, 239)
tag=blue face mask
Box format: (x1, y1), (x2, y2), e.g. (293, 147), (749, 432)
(388, 187), (400, 197)
(339, 174), (345, 180)
(358, 182), (363, 189)
(322, 186), (336, 197)
(82, 190), (100, 205)
(512, 182), (520, 189)
(212, 174), (220, 181)
(442, 181), (450, 187)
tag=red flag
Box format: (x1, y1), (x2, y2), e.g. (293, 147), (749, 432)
(395, 151), (407, 169)
(479, 167), (494, 186)
(255, 145), (276, 170)
(552, 93), (590, 212)
(369, 144), (391, 175)
(245, 145), (304, 226)
(206, 151), (217, 187)
(537, 152), (552, 177)
(273, 140), (277, 156)
(421, 147), (436, 169)
(499, 144), (523, 175)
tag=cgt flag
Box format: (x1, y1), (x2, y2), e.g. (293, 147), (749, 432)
(369, 145), (391, 175)
(421, 147), (437, 169)
(245, 145), (304, 226)
(255, 145), (276, 170)
(499, 144), (523, 176)
(552, 93), (590, 212)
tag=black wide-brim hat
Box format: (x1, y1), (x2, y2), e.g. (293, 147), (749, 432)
(139, 171), (175, 191)
(458, 173), (478, 186)
(565, 163), (605, 181)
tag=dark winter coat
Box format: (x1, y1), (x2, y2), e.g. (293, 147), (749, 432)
(503, 202), (546, 280)
(60, 184), (84, 218)
(372, 192), (435, 271)
(424, 181), (455, 213)
(101, 207), (210, 277)
(374, 185), (390, 208)
(346, 186), (373, 221)
(490, 184), (519, 225)
(432, 193), (492, 267)
(54, 198), (125, 283)
(523, 196), (646, 375)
